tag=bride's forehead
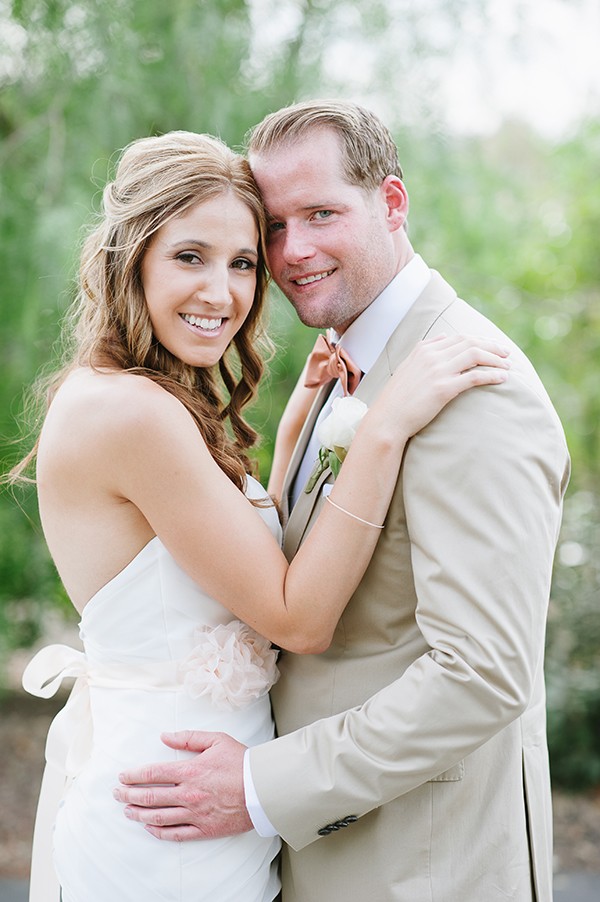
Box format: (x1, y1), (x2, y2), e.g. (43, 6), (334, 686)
(152, 197), (259, 243)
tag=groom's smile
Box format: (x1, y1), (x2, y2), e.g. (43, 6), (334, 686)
(292, 269), (336, 286)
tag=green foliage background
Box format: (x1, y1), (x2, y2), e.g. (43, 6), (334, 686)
(1, 0), (599, 788)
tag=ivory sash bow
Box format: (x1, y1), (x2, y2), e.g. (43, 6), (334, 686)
(21, 644), (182, 902)
(22, 644), (91, 902)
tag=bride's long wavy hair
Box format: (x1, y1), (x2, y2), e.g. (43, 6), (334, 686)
(9, 131), (271, 494)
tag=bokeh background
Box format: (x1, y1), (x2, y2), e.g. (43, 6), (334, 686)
(1, 0), (599, 883)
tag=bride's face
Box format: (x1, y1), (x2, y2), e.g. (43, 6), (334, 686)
(141, 192), (259, 368)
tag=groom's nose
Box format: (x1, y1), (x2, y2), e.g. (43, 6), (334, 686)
(281, 223), (316, 265)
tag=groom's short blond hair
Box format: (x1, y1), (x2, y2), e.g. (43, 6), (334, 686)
(246, 99), (403, 191)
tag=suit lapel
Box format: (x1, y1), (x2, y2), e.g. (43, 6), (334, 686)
(384, 270), (457, 369)
(345, 270), (458, 407)
(283, 464), (333, 560)
(279, 381), (335, 525)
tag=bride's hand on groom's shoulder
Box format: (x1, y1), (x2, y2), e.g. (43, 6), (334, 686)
(113, 731), (253, 841)
(379, 334), (511, 439)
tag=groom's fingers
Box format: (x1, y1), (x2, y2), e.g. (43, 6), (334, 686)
(118, 760), (184, 787)
(160, 730), (221, 752)
(119, 794), (253, 841)
(113, 784), (188, 807)
(125, 804), (183, 824)
(117, 731), (228, 789)
(118, 732), (221, 786)
(144, 824), (205, 842)
(123, 804), (193, 828)
(120, 798), (207, 842)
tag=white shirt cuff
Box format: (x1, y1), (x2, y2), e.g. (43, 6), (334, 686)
(243, 749), (279, 837)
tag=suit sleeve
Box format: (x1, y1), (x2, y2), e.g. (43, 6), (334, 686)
(249, 366), (570, 851)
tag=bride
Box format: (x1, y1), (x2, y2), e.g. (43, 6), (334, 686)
(11, 130), (509, 901)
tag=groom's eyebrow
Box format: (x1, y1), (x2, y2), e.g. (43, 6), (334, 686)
(265, 201), (346, 218)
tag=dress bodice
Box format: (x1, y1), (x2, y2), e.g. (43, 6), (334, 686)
(80, 473), (282, 667)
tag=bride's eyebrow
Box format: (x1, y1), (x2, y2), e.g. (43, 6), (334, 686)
(170, 239), (211, 249)
(169, 240), (258, 257)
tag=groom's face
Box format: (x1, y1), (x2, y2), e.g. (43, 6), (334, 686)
(250, 129), (398, 335)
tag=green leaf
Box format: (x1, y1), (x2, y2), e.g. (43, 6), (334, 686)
(328, 452), (341, 477)
(304, 456), (327, 494)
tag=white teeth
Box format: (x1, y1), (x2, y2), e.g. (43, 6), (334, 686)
(295, 270), (334, 286)
(181, 314), (223, 330)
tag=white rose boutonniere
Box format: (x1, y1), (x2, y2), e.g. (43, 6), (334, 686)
(317, 396), (369, 473)
(314, 395), (369, 480)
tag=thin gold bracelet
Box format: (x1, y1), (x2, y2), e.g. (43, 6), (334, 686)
(325, 494), (385, 529)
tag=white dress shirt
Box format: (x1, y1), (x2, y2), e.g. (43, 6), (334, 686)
(244, 254), (431, 836)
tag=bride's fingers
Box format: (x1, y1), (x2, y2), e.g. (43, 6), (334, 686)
(407, 340), (511, 382)
(451, 347), (512, 372)
(458, 365), (509, 386)
(440, 367), (508, 399)
(420, 334), (511, 359)
(432, 352), (511, 394)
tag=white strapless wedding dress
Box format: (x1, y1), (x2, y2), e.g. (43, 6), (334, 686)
(23, 476), (281, 902)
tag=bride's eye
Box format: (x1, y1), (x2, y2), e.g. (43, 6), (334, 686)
(176, 251), (202, 265)
(231, 258), (257, 271)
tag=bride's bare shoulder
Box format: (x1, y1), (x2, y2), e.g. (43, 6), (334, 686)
(39, 368), (189, 458)
(54, 367), (180, 414)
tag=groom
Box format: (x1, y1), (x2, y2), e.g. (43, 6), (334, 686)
(116, 101), (570, 901)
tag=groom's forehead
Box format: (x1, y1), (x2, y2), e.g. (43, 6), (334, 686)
(250, 145), (351, 213)
(250, 130), (345, 178)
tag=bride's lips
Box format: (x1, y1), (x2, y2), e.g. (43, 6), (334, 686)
(179, 313), (228, 337)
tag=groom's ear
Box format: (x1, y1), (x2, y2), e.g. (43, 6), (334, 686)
(379, 175), (409, 233)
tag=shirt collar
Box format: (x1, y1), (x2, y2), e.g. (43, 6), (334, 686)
(334, 254), (430, 375)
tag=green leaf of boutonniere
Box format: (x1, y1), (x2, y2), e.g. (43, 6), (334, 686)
(328, 452), (341, 478)
(304, 447), (330, 494)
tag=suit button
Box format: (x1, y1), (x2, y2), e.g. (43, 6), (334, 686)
(318, 814), (358, 837)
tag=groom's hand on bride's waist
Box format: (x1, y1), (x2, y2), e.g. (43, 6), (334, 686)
(113, 730), (253, 841)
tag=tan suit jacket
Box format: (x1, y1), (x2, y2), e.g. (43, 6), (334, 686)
(250, 271), (570, 902)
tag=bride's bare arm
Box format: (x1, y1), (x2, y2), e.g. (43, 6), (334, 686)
(107, 336), (509, 653)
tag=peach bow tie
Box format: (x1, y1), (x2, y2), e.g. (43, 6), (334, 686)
(304, 332), (362, 396)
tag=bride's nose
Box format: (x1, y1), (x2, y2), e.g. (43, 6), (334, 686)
(197, 263), (233, 307)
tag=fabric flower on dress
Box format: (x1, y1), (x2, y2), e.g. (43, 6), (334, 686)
(180, 620), (279, 711)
